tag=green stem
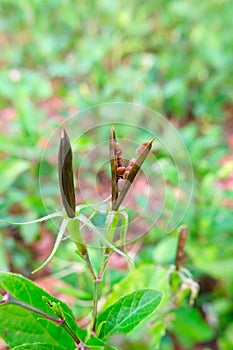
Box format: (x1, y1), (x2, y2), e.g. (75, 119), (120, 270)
(62, 320), (81, 346)
(91, 248), (111, 333)
(101, 251), (112, 278)
(0, 291), (81, 346)
(92, 277), (101, 333)
(84, 252), (96, 280)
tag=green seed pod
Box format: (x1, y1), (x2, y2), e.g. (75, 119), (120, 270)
(58, 129), (76, 218)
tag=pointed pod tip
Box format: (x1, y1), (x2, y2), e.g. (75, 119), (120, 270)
(145, 137), (155, 151)
(110, 125), (116, 140)
(61, 129), (66, 139)
(149, 137), (155, 145)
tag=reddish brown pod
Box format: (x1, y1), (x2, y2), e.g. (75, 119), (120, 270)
(110, 125), (155, 210)
(136, 142), (149, 155)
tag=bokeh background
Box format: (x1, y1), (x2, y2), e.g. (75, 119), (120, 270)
(0, 1), (233, 349)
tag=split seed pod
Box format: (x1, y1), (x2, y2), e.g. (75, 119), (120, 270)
(110, 125), (155, 211)
(58, 129), (76, 218)
(114, 138), (154, 210)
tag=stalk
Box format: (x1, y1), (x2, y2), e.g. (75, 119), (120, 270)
(0, 291), (81, 346)
(92, 277), (101, 333)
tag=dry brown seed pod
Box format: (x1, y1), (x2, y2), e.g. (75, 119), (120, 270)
(109, 126), (118, 207)
(114, 138), (155, 210)
(136, 142), (149, 154)
(58, 129), (76, 218)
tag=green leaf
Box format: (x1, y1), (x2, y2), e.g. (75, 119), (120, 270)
(11, 343), (66, 350)
(86, 337), (106, 346)
(96, 289), (163, 340)
(101, 266), (169, 343)
(32, 218), (69, 274)
(86, 336), (118, 349)
(0, 272), (85, 349)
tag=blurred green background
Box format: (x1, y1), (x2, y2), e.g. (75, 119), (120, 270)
(0, 1), (233, 349)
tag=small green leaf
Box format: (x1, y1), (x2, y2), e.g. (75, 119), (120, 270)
(85, 336), (118, 350)
(96, 289), (163, 340)
(86, 336), (118, 349)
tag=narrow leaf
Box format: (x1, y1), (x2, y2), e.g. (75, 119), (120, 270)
(32, 218), (69, 274)
(0, 212), (63, 226)
(96, 289), (163, 340)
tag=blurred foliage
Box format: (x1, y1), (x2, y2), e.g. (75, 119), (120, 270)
(0, 0), (233, 349)
(0, 0), (232, 117)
